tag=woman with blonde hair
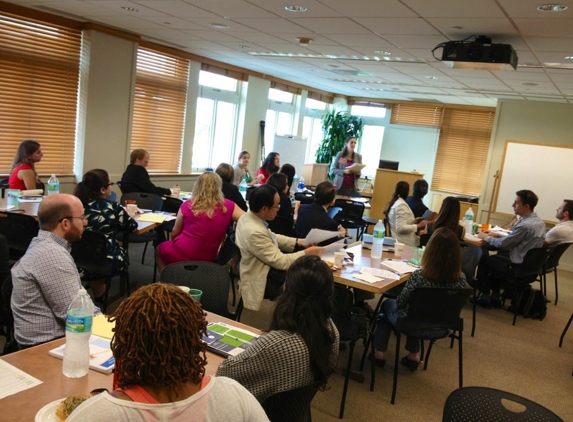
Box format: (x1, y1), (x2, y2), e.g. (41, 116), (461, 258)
(157, 172), (244, 270)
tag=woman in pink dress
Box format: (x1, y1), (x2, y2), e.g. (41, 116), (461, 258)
(157, 172), (245, 271)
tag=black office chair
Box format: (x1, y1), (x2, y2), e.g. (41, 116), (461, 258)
(383, 217), (392, 238)
(215, 234), (240, 306)
(1, 276), (18, 355)
(332, 199), (367, 241)
(559, 312), (573, 348)
(295, 191), (315, 205)
(540, 242), (572, 305)
(442, 386), (564, 421)
(460, 242), (482, 337)
(160, 261), (236, 320)
(71, 230), (130, 313)
(161, 196), (183, 239)
(501, 246), (553, 325)
(331, 284), (368, 419)
(268, 214), (297, 237)
(0, 212), (39, 261)
(384, 287), (472, 404)
(261, 380), (322, 422)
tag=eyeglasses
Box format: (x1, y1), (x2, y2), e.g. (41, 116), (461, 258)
(106, 182), (115, 187)
(272, 204), (281, 209)
(59, 215), (87, 223)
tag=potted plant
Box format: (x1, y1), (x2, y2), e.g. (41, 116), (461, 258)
(315, 110), (364, 178)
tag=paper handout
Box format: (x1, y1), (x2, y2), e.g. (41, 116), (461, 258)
(304, 228), (345, 245)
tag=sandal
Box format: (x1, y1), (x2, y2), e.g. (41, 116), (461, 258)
(400, 356), (420, 371)
(368, 354), (387, 368)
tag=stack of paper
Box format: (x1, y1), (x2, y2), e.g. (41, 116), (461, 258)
(381, 260), (418, 276)
(354, 267), (400, 283)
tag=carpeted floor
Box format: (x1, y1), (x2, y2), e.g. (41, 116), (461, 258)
(5, 243), (572, 421)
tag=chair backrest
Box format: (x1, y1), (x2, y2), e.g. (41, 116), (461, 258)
(116, 180), (127, 194)
(0, 234), (9, 288)
(384, 217), (392, 237)
(516, 247), (552, 277)
(261, 381), (322, 422)
(1, 276), (13, 331)
(70, 230), (114, 276)
(160, 261), (234, 319)
(120, 192), (163, 212)
(215, 234), (240, 266)
(268, 215), (297, 237)
(0, 212), (39, 256)
(545, 242), (572, 271)
(461, 243), (482, 282)
(0, 178), (9, 189)
(333, 199), (365, 221)
(331, 285), (367, 340)
(400, 287), (473, 332)
(442, 386), (564, 422)
(161, 197), (183, 214)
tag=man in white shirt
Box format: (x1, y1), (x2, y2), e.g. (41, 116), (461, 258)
(544, 199), (573, 247)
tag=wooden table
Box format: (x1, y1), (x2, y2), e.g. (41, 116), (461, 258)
(0, 312), (259, 422)
(333, 245), (410, 294)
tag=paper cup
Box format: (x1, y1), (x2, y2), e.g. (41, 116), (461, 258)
(178, 286), (191, 294)
(7, 189), (20, 208)
(171, 186), (181, 198)
(394, 242), (405, 258)
(334, 251), (345, 268)
(125, 199), (136, 205)
(127, 204), (138, 218)
(189, 289), (202, 302)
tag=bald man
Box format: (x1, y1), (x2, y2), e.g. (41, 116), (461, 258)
(11, 194), (101, 348)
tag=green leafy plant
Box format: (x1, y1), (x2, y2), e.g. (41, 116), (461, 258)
(315, 110), (364, 178)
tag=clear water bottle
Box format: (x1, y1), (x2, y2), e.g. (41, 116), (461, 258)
(297, 176), (305, 192)
(464, 206), (474, 236)
(47, 174), (60, 195)
(239, 179), (248, 200)
(371, 220), (385, 259)
(63, 288), (94, 378)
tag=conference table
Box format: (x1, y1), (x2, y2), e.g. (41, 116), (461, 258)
(0, 312), (258, 422)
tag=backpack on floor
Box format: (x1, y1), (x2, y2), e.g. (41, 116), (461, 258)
(520, 287), (547, 320)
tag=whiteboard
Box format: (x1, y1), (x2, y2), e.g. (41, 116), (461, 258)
(272, 134), (308, 178)
(495, 140), (573, 222)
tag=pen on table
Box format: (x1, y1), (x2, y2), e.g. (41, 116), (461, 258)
(407, 262), (420, 268)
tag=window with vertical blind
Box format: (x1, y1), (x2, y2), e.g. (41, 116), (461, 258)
(0, 12), (81, 175)
(431, 109), (495, 196)
(390, 103), (443, 128)
(131, 47), (189, 173)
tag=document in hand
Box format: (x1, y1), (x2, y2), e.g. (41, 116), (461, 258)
(489, 226), (511, 237)
(346, 163), (366, 173)
(304, 228), (345, 245)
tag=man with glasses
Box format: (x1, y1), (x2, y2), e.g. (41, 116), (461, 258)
(235, 185), (324, 312)
(11, 193), (101, 348)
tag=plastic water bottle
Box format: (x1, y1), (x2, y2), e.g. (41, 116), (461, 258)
(464, 206), (474, 236)
(297, 176), (305, 192)
(63, 288), (94, 378)
(371, 220), (385, 259)
(47, 174), (60, 195)
(239, 179), (248, 200)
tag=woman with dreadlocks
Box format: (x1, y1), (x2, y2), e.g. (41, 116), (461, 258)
(216, 255), (339, 402)
(67, 283), (268, 421)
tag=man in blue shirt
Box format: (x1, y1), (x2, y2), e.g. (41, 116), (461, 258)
(473, 189), (546, 308)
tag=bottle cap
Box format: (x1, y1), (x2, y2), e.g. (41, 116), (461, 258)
(78, 288), (88, 295)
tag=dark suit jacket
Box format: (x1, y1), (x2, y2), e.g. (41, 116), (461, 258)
(222, 182), (248, 212)
(120, 164), (171, 196)
(406, 196), (428, 218)
(268, 193), (298, 237)
(295, 202), (339, 237)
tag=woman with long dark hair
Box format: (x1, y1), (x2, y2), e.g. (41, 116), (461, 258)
(426, 196), (465, 240)
(266, 172), (297, 237)
(9, 140), (43, 190)
(372, 228), (467, 370)
(217, 255), (339, 402)
(74, 169), (138, 299)
(385, 181), (427, 246)
(256, 152), (280, 185)
(330, 136), (362, 196)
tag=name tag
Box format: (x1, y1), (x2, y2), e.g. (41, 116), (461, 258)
(338, 158), (347, 164)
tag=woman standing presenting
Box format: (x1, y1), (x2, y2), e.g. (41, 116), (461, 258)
(233, 151), (263, 186)
(384, 181), (427, 247)
(9, 140), (43, 190)
(256, 152), (280, 185)
(330, 136), (362, 197)
(372, 228), (467, 370)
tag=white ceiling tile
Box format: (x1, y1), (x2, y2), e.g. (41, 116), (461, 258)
(232, 18), (314, 33)
(242, 0), (342, 18)
(131, 0), (219, 18)
(288, 18), (372, 35)
(497, 0), (573, 18)
(426, 18), (519, 36)
(354, 18), (440, 36)
(400, 0), (505, 18)
(382, 35), (449, 49)
(514, 18), (573, 37)
(326, 0), (417, 18)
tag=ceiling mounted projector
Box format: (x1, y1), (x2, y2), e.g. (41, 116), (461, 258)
(440, 36), (518, 71)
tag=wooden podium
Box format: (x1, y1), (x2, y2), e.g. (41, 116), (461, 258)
(369, 169), (425, 221)
(301, 163), (329, 187)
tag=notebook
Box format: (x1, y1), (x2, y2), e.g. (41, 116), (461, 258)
(202, 322), (260, 358)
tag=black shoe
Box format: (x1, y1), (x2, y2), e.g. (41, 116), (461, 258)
(368, 354), (387, 368)
(470, 296), (492, 309)
(400, 356), (420, 371)
(490, 298), (502, 308)
(355, 302), (374, 317)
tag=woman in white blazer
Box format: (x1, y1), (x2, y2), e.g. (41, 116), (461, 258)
(384, 181), (428, 247)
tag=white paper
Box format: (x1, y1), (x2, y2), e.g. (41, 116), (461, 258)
(0, 359), (42, 399)
(360, 267), (400, 281)
(346, 162), (365, 172)
(304, 228), (344, 245)
(354, 273), (383, 283)
(489, 226), (510, 237)
(381, 260), (418, 275)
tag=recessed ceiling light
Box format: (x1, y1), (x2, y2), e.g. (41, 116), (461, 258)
(211, 23), (230, 29)
(565, 56), (573, 60)
(522, 82), (538, 86)
(374, 50), (391, 55)
(426, 76), (438, 80)
(121, 6), (139, 12)
(285, 5), (308, 12)
(452, 26), (463, 30)
(537, 4), (567, 11)
(237, 45), (251, 49)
